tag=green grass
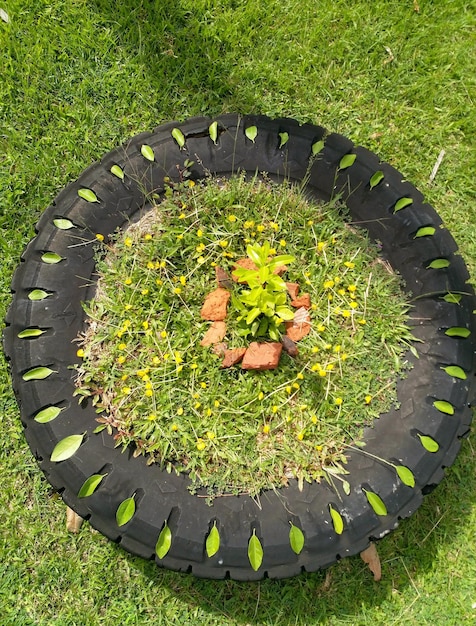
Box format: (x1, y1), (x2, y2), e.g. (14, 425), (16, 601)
(1, 0), (475, 623)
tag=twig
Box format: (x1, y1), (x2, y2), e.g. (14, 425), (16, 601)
(429, 149), (446, 183)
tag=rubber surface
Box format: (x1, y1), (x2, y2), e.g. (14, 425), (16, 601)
(4, 114), (475, 580)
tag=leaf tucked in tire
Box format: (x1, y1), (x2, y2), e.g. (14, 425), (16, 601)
(363, 489), (387, 516)
(206, 523), (220, 558)
(289, 523), (304, 554)
(248, 530), (263, 571)
(156, 523), (172, 559)
(50, 433), (84, 462)
(116, 496), (136, 526)
(329, 505), (344, 535)
(78, 474), (106, 498)
(395, 465), (415, 488)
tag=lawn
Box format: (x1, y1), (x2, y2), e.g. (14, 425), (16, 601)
(1, 0), (475, 624)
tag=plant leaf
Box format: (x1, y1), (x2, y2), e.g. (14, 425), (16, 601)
(41, 252), (63, 264)
(34, 405), (64, 423)
(394, 197), (413, 212)
(116, 496), (136, 526)
(443, 292), (462, 304)
(433, 400), (455, 415)
(156, 523), (172, 559)
(276, 306), (295, 321)
(53, 218), (75, 230)
(110, 164), (125, 180)
(278, 132), (289, 148)
(209, 121), (218, 144)
(18, 328), (46, 339)
(206, 523), (220, 558)
(414, 226), (436, 238)
(245, 126), (258, 143)
(248, 530), (263, 571)
(78, 473), (106, 498)
(395, 465), (415, 488)
(418, 434), (439, 452)
(78, 188), (98, 203)
(369, 170), (384, 189)
(22, 366), (55, 381)
(342, 480), (351, 495)
(289, 523), (305, 554)
(442, 365), (467, 380)
(428, 258), (450, 269)
(28, 289), (50, 301)
(246, 307), (262, 325)
(312, 140), (324, 155)
(445, 327), (471, 338)
(171, 127), (186, 148)
(50, 433), (84, 462)
(363, 489), (387, 516)
(141, 144), (155, 161)
(329, 505), (344, 534)
(339, 153), (356, 170)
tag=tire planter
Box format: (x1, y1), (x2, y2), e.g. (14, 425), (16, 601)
(4, 114), (475, 581)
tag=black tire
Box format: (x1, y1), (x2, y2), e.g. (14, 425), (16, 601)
(4, 114), (475, 581)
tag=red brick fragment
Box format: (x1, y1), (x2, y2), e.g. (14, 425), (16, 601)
(286, 282), (300, 300)
(285, 307), (311, 341)
(241, 342), (283, 370)
(215, 266), (233, 289)
(281, 335), (299, 358)
(200, 288), (230, 321)
(291, 293), (311, 309)
(200, 321), (227, 347)
(221, 347), (247, 368)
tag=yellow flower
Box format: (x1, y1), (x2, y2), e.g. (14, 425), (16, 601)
(95, 233), (104, 242)
(156, 279), (163, 286)
(174, 351), (183, 364)
(244, 220), (255, 229)
(335, 397), (343, 406)
(349, 301), (358, 309)
(258, 392), (264, 401)
(285, 386), (292, 394)
(296, 431), (305, 441)
(344, 261), (355, 269)
(121, 387), (131, 394)
(206, 408), (212, 417)
(159, 260), (167, 268)
(359, 319), (367, 325)
(323, 279), (334, 289)
(218, 239), (228, 248)
(145, 389), (153, 397)
(263, 424), (270, 434)
(272, 405), (279, 413)
(142, 321), (149, 330)
(270, 221), (279, 231)
(365, 395), (372, 404)
(144, 233), (152, 241)
(311, 415), (318, 424)
(152, 356), (161, 365)
(171, 423), (179, 431)
(173, 286), (182, 294)
(177, 407), (184, 416)
(196, 242), (205, 252)
(190, 363), (198, 370)
(76, 349), (85, 358)
(317, 324), (326, 333)
(292, 382), (300, 390)
(348, 284), (357, 293)
(117, 355), (126, 364)
(197, 256), (205, 264)
(160, 330), (167, 338)
(148, 414), (157, 421)
(124, 278), (132, 286)
(125, 303), (132, 310)
(118, 343), (127, 350)
(147, 261), (155, 270)
(200, 382), (207, 389)
(197, 229), (203, 237)
(194, 402), (201, 409)
(228, 214), (237, 222)
(179, 212), (186, 219)
(207, 431), (216, 440)
(256, 224), (265, 233)
(196, 438), (206, 451)
(342, 310), (351, 318)
(279, 239), (286, 247)
(296, 372), (304, 380)
(124, 237), (133, 247)
(307, 219), (314, 226)
(317, 241), (326, 252)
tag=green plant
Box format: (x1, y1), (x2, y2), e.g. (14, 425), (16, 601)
(231, 241), (296, 340)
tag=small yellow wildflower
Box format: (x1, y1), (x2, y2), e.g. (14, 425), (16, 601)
(147, 261), (155, 269)
(285, 386), (292, 394)
(244, 220), (255, 229)
(179, 212), (186, 219)
(194, 402), (201, 409)
(317, 324), (326, 333)
(206, 431), (216, 440)
(188, 180), (195, 188)
(348, 284), (357, 293)
(200, 382), (207, 389)
(152, 356), (160, 365)
(142, 321), (149, 330)
(174, 352), (183, 364)
(173, 286), (182, 294)
(228, 214), (237, 222)
(344, 261), (355, 269)
(156, 279), (163, 286)
(279, 239), (286, 247)
(272, 405), (279, 413)
(197, 256), (205, 264)
(196, 242), (205, 252)
(121, 387), (131, 394)
(76, 349), (85, 358)
(365, 395), (372, 404)
(219, 239), (228, 248)
(214, 400), (220, 408)
(307, 219), (314, 226)
(296, 372), (304, 380)
(296, 431), (305, 441)
(338, 288), (346, 296)
(342, 310), (351, 318)
(335, 397), (343, 406)
(148, 414), (157, 421)
(311, 346), (319, 354)
(359, 319), (367, 325)
(263, 424), (271, 434)
(160, 330), (167, 339)
(311, 415), (318, 424)
(292, 382), (300, 390)
(144, 233), (152, 241)
(177, 407), (184, 416)
(350, 301), (358, 309)
(177, 233), (184, 240)
(190, 363), (198, 370)
(258, 391), (264, 401)
(256, 224), (265, 233)
(118, 343), (127, 350)
(270, 221), (279, 231)
(159, 260), (166, 268)
(145, 389), (153, 397)
(124, 237), (133, 247)
(95, 233), (104, 242)
(197, 229), (203, 237)
(171, 423), (179, 432)
(124, 278), (132, 286)
(117, 355), (126, 364)
(125, 303), (132, 310)
(323, 279), (334, 289)
(317, 241), (326, 252)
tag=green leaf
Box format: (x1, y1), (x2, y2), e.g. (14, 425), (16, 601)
(209, 121), (218, 144)
(312, 140), (324, 155)
(276, 306), (295, 321)
(246, 307), (262, 325)
(78, 473), (106, 498)
(141, 144), (155, 161)
(248, 530), (263, 571)
(53, 218), (74, 230)
(442, 365), (467, 380)
(206, 523), (220, 558)
(339, 153), (357, 170)
(246, 244), (263, 266)
(433, 400), (455, 415)
(395, 465), (415, 488)
(171, 127), (186, 148)
(428, 258), (450, 269)
(78, 188), (98, 203)
(268, 326), (280, 341)
(110, 164), (125, 180)
(41, 252), (63, 264)
(245, 126), (258, 143)
(414, 226), (436, 238)
(257, 316), (269, 336)
(289, 523), (305, 554)
(443, 292), (462, 304)
(363, 489), (387, 516)
(34, 405), (64, 423)
(369, 170), (384, 189)
(156, 523), (172, 559)
(18, 328), (45, 339)
(278, 132), (289, 148)
(50, 433), (84, 462)
(28, 289), (50, 301)
(329, 505), (344, 534)
(259, 265), (270, 284)
(445, 327), (471, 338)
(342, 480), (351, 495)
(418, 434), (439, 453)
(116, 496), (136, 526)
(394, 197), (413, 212)
(22, 366), (55, 381)
(268, 254), (295, 268)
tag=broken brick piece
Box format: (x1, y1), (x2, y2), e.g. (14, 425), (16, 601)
(200, 321), (227, 346)
(286, 282), (300, 300)
(215, 266), (233, 289)
(291, 293), (311, 309)
(241, 342), (283, 370)
(200, 288), (230, 321)
(281, 335), (299, 358)
(285, 308), (311, 341)
(221, 347), (247, 368)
